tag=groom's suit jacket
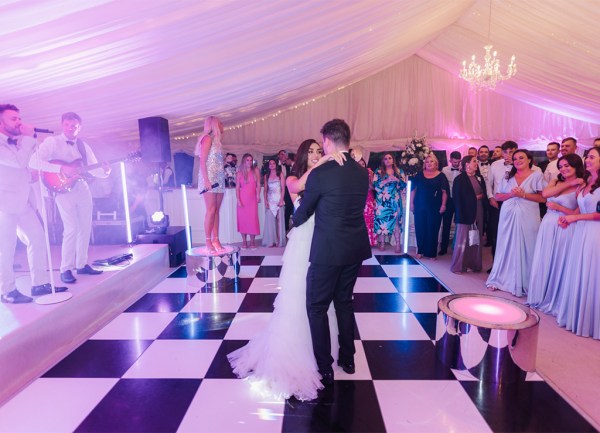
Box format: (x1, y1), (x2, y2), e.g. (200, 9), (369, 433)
(292, 157), (372, 266)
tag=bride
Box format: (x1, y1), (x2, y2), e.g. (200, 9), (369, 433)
(227, 139), (345, 401)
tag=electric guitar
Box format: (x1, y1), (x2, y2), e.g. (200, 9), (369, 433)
(41, 151), (141, 193)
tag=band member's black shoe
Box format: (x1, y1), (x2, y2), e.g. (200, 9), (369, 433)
(61, 270), (77, 284)
(337, 361), (356, 374)
(31, 283), (68, 296)
(77, 264), (103, 275)
(1, 289), (33, 304)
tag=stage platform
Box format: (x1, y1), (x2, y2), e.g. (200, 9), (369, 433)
(0, 243), (173, 406)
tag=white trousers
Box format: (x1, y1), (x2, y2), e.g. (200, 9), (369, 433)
(55, 181), (93, 272)
(0, 205), (49, 295)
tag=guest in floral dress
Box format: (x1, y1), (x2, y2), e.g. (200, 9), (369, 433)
(373, 152), (406, 252)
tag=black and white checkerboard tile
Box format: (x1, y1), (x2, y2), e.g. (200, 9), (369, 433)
(0, 254), (594, 433)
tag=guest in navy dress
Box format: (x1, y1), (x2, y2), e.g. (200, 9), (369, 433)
(557, 148), (600, 339)
(411, 154), (449, 259)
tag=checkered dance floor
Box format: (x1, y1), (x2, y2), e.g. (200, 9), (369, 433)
(0, 254), (594, 432)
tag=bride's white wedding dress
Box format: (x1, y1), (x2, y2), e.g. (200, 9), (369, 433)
(227, 201), (339, 401)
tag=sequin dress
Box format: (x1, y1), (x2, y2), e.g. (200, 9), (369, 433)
(197, 134), (225, 193)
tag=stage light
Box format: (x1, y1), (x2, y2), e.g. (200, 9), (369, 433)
(403, 180), (412, 254)
(149, 210), (169, 234)
(119, 162), (133, 243)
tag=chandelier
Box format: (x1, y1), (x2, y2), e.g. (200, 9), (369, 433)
(460, 1), (516, 90)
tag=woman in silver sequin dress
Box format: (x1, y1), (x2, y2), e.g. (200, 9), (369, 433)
(194, 116), (226, 253)
(262, 159), (286, 247)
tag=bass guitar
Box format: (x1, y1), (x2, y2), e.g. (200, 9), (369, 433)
(41, 151), (141, 193)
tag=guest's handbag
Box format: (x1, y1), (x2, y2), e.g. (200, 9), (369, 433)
(468, 223), (480, 246)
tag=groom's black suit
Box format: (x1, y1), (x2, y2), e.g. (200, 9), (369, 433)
(292, 157), (372, 376)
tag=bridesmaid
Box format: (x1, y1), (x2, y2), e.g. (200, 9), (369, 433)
(557, 147), (600, 339)
(411, 154), (449, 259)
(236, 153), (261, 249)
(527, 154), (584, 314)
(486, 149), (546, 296)
(262, 159), (286, 247)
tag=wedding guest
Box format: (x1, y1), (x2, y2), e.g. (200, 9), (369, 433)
(528, 154), (584, 314)
(262, 159), (286, 247)
(236, 153), (261, 249)
(373, 152), (406, 252)
(450, 156), (487, 273)
(540, 142), (560, 182)
(440, 151), (462, 256)
(411, 153), (449, 259)
(490, 146), (503, 162)
(358, 158), (377, 247)
(195, 116), (226, 253)
(560, 137), (581, 157)
(556, 147), (600, 339)
(278, 149), (293, 231)
(486, 150), (546, 296)
(467, 147), (478, 158)
(224, 152), (237, 188)
(477, 145), (492, 245)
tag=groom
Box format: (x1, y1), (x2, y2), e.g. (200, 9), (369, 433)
(292, 119), (371, 385)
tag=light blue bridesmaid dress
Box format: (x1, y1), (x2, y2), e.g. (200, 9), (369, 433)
(486, 171), (546, 297)
(556, 187), (600, 339)
(527, 190), (578, 315)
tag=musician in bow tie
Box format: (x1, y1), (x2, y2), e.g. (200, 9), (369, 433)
(439, 151), (462, 255)
(0, 104), (69, 303)
(29, 112), (110, 284)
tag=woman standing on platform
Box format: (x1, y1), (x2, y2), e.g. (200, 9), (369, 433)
(486, 149), (546, 296)
(236, 153), (261, 249)
(557, 148), (600, 339)
(528, 154), (584, 315)
(411, 153), (449, 259)
(373, 152), (406, 252)
(195, 116), (226, 253)
(262, 159), (286, 247)
(450, 156), (487, 273)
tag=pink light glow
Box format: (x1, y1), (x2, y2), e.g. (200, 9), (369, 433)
(449, 297), (527, 325)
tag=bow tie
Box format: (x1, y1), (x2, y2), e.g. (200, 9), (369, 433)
(66, 140), (75, 146)
(479, 162), (489, 166)
(6, 137), (18, 145)
(451, 168), (460, 171)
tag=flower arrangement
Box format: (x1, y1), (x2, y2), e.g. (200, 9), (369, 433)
(398, 134), (431, 178)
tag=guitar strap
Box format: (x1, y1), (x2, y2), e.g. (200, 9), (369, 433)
(76, 138), (88, 166)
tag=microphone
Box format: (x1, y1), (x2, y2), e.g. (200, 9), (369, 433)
(199, 182), (220, 195)
(34, 128), (54, 134)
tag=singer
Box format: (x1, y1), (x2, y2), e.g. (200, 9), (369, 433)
(194, 116), (226, 253)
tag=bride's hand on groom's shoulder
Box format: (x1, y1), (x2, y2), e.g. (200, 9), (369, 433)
(319, 151), (346, 167)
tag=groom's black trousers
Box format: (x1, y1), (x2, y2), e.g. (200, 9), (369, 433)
(306, 262), (361, 375)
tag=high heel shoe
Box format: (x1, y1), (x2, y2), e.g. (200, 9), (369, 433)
(205, 237), (216, 253)
(213, 238), (226, 252)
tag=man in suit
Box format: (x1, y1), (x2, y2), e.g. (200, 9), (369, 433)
(292, 119), (371, 385)
(0, 104), (67, 303)
(439, 151), (462, 255)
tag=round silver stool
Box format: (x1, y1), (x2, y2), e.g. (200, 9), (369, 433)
(185, 245), (240, 289)
(435, 294), (539, 383)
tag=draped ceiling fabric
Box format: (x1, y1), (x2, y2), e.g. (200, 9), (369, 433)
(1, 0), (599, 158)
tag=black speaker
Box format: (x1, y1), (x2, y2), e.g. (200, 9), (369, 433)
(136, 226), (188, 267)
(138, 116), (172, 163)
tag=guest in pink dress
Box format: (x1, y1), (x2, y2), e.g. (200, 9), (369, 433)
(236, 153), (261, 249)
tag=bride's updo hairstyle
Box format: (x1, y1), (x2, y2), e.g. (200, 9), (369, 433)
(291, 139), (319, 178)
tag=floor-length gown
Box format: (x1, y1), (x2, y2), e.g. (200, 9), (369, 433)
(527, 191), (578, 315)
(486, 171), (546, 296)
(228, 200), (339, 400)
(556, 188), (600, 339)
(236, 171), (260, 235)
(262, 178), (286, 247)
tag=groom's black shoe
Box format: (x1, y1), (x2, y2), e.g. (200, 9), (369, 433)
(320, 371), (334, 386)
(337, 360), (355, 374)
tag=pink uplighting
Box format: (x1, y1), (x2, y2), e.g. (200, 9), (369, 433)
(449, 297), (527, 325)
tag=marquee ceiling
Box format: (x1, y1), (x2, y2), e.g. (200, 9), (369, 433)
(2, 0), (599, 147)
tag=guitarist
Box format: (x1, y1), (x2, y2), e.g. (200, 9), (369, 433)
(30, 112), (110, 284)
